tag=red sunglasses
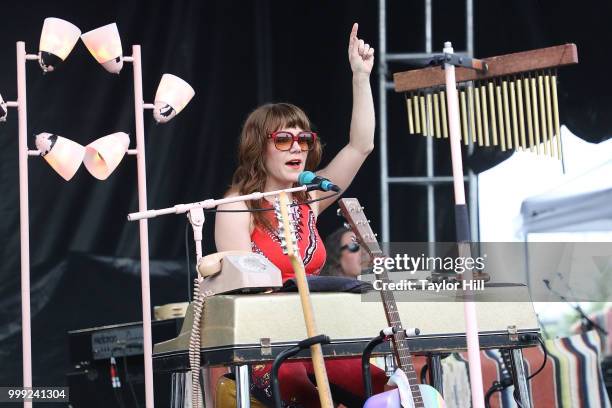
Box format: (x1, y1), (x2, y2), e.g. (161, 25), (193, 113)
(268, 130), (318, 151)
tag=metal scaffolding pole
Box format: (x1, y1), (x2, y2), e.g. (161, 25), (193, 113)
(378, 0), (477, 243)
(378, 0), (390, 242)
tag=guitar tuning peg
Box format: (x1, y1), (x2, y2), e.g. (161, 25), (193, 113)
(343, 222), (351, 230)
(336, 208), (344, 217)
(367, 219), (371, 223)
(361, 206), (365, 210)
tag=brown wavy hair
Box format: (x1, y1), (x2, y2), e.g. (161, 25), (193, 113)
(229, 103), (323, 230)
(320, 227), (350, 277)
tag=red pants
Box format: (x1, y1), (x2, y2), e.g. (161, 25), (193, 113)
(252, 358), (387, 407)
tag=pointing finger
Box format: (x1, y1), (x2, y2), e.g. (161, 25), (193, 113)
(350, 22), (358, 40)
(349, 23), (358, 48)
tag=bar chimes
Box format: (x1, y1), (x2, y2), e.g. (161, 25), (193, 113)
(395, 44), (579, 159)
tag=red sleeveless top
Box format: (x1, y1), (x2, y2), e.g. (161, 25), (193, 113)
(251, 201), (327, 282)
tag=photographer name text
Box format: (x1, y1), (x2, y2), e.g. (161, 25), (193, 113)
(372, 279), (485, 292)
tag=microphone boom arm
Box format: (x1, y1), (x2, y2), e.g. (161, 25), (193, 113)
(127, 185), (308, 221)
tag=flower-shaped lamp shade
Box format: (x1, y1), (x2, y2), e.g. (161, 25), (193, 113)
(35, 133), (85, 181)
(0, 93), (7, 122)
(81, 23), (123, 74)
(38, 18), (81, 72)
(153, 74), (195, 123)
(83, 132), (130, 180)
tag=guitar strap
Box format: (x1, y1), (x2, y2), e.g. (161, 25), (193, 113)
(388, 368), (415, 408)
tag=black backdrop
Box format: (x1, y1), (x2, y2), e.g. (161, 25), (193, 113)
(0, 0), (611, 394)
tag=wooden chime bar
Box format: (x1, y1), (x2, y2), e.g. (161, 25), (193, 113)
(395, 44), (578, 159)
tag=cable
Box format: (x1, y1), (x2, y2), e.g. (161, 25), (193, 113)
(485, 380), (508, 408)
(485, 380), (525, 408)
(512, 389), (526, 408)
(185, 222), (192, 302)
(112, 387), (127, 408)
(527, 335), (548, 380)
(206, 206), (274, 213)
(301, 191), (340, 204)
(189, 277), (210, 408)
(420, 363), (428, 384)
(203, 191), (340, 213)
(122, 353), (140, 408)
(485, 336), (547, 408)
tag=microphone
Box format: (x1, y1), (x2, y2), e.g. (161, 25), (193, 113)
(298, 171), (341, 192)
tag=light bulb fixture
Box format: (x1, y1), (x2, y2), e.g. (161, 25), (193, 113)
(81, 23), (123, 74)
(35, 132), (85, 181)
(38, 17), (81, 72)
(153, 74), (195, 123)
(83, 132), (130, 180)
(0, 93), (6, 122)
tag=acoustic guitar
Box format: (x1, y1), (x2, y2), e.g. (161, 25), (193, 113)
(338, 198), (446, 408)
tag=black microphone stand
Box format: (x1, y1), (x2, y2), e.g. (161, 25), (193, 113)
(574, 303), (608, 336)
(543, 280), (608, 336)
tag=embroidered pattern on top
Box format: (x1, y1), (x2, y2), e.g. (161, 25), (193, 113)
(302, 209), (317, 266)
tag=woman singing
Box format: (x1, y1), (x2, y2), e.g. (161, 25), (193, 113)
(215, 23), (384, 407)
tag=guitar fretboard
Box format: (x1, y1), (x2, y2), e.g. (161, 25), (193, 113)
(375, 260), (424, 404)
(338, 198), (423, 406)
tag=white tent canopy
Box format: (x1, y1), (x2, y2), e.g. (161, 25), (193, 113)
(478, 126), (612, 241)
(520, 160), (612, 233)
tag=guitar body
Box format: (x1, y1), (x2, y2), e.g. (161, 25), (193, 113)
(364, 384), (446, 408)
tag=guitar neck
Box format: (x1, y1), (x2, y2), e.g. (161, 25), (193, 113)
(337, 198), (423, 405)
(276, 192), (334, 408)
(288, 255), (306, 280)
(377, 268), (421, 387)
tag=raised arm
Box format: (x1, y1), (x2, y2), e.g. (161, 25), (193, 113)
(316, 23), (375, 214)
